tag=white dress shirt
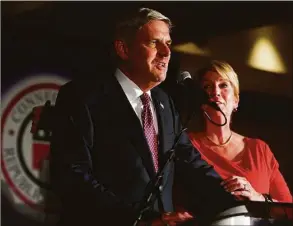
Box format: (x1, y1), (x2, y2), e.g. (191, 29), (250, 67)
(115, 68), (159, 135)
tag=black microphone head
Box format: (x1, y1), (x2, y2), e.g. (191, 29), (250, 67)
(178, 71), (192, 84)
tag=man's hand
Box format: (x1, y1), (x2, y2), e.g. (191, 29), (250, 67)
(139, 211), (194, 226)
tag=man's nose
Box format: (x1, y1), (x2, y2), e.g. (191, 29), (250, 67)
(158, 43), (171, 57)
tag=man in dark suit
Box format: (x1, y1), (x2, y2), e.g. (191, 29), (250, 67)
(50, 7), (238, 226)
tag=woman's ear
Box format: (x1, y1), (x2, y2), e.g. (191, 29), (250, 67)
(114, 40), (129, 60)
(233, 96), (239, 112)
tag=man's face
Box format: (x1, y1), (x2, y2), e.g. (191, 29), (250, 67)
(126, 20), (172, 91)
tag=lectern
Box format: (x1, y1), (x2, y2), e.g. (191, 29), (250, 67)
(210, 201), (292, 226)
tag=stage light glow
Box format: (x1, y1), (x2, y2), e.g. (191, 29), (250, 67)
(248, 37), (286, 74)
(172, 42), (211, 56)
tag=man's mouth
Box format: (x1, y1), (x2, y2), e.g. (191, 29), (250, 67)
(154, 61), (167, 69)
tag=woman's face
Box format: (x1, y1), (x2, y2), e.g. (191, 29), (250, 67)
(201, 71), (238, 119)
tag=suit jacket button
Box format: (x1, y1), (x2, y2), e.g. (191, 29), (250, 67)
(159, 185), (163, 192)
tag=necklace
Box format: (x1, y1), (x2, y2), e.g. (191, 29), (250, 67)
(205, 132), (233, 147)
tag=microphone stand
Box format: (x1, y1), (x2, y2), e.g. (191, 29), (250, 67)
(132, 127), (187, 226)
(132, 89), (227, 225)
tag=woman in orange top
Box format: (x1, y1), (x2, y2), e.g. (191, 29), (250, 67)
(188, 60), (292, 203)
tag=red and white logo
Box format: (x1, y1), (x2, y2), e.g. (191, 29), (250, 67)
(1, 75), (68, 222)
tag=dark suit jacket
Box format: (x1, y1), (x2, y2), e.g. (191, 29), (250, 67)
(50, 72), (237, 226)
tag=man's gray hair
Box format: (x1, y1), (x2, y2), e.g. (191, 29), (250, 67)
(115, 7), (173, 45)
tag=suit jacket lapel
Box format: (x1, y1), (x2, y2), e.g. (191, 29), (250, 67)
(151, 88), (170, 155)
(151, 93), (166, 154)
(101, 75), (157, 178)
(151, 89), (174, 188)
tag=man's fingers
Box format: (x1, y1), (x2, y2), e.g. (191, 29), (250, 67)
(182, 211), (193, 218)
(162, 212), (194, 223)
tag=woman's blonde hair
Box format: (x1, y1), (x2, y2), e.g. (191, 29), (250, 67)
(197, 60), (240, 101)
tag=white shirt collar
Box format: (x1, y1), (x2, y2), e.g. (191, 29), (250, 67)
(114, 68), (158, 134)
(114, 68), (151, 103)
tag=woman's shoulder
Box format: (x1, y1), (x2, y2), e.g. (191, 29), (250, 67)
(238, 134), (272, 157)
(242, 135), (279, 170)
(241, 135), (269, 148)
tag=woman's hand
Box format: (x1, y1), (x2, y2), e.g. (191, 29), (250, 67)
(221, 176), (265, 201)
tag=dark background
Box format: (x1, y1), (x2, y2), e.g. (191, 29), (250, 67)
(1, 2), (292, 226)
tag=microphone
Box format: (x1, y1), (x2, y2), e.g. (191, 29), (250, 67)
(177, 71), (221, 111)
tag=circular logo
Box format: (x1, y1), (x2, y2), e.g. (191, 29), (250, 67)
(1, 75), (68, 223)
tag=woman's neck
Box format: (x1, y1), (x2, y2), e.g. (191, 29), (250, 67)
(205, 121), (232, 145)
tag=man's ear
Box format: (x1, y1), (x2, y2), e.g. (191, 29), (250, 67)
(114, 40), (129, 60)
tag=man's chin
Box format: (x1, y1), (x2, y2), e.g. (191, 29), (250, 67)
(155, 73), (167, 82)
